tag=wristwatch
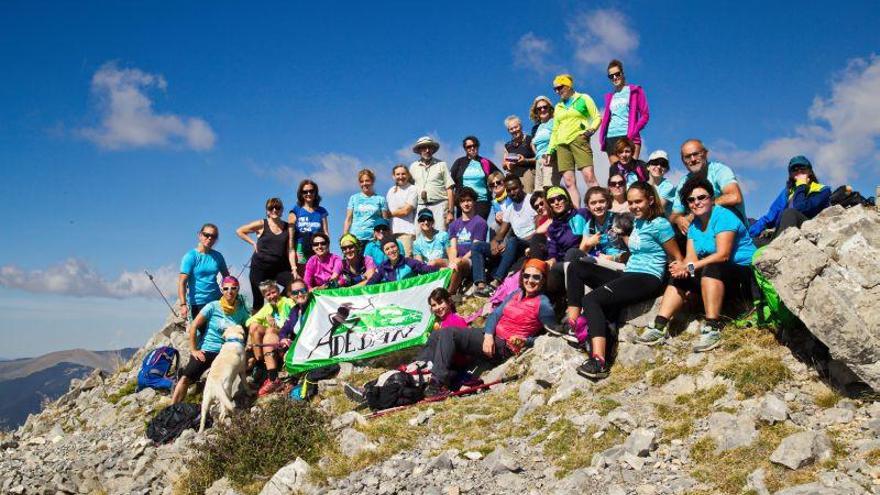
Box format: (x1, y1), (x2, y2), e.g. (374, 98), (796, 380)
(686, 262), (696, 277)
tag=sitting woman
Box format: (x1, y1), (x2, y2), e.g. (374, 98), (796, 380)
(278, 279), (311, 343)
(366, 238), (438, 285)
(337, 234), (376, 287)
(545, 187), (588, 264)
(608, 173), (630, 214)
(246, 279), (294, 396)
(303, 233), (342, 290)
(429, 287), (467, 330)
(417, 259), (555, 397)
(580, 186), (628, 261)
(574, 182), (684, 380)
(749, 155), (830, 244)
(412, 209), (450, 269)
(607, 137), (649, 187)
(171, 276), (250, 404)
(527, 191), (552, 259)
(638, 177), (758, 352)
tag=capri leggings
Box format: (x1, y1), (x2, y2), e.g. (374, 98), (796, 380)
(581, 272), (664, 339)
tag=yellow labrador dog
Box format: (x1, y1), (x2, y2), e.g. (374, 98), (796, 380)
(199, 325), (248, 433)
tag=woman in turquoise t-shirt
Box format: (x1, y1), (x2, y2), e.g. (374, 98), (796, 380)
(638, 177), (758, 353)
(343, 169), (390, 243)
(450, 136), (500, 220)
(572, 182), (685, 381)
(530, 95), (555, 190)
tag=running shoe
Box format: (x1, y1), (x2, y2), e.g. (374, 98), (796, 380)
(257, 378), (282, 396)
(576, 357), (610, 380)
(693, 326), (722, 353)
(636, 326), (669, 345)
(343, 382), (368, 405)
(545, 321), (579, 344)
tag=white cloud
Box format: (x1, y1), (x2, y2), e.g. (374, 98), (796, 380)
(394, 133), (457, 164)
(80, 62), (216, 151)
(567, 9), (639, 68)
(713, 55), (880, 185)
(513, 32), (557, 75)
(253, 152), (369, 196)
(0, 259), (178, 300)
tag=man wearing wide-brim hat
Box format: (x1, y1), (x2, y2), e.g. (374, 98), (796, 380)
(409, 136), (455, 231)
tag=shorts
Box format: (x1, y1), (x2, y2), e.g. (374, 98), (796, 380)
(604, 135), (627, 155)
(179, 351), (219, 381)
(555, 134), (594, 172)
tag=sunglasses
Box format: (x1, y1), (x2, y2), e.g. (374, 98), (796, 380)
(291, 288), (308, 296)
(536, 105), (551, 112)
(548, 196), (567, 204)
(201, 232), (217, 239)
(313, 241), (328, 247)
(464, 144), (478, 150)
(607, 71), (623, 80)
(683, 150), (706, 160)
(522, 273), (543, 282)
(553, 85), (565, 92)
(490, 181), (504, 187)
(686, 194), (711, 204)
(418, 217), (433, 223)
(267, 206), (282, 212)
(341, 244), (357, 251)
(221, 286), (239, 292)
(609, 180), (626, 187)
(302, 189), (316, 195)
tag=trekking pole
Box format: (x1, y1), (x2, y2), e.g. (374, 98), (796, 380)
(145, 270), (179, 318)
(235, 261), (250, 279)
(366, 373), (521, 419)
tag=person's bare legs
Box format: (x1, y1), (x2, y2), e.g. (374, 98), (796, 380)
(171, 376), (191, 404)
(658, 284), (687, 320)
(562, 170), (581, 208)
(591, 336), (607, 359)
(580, 165), (599, 189)
(632, 143), (642, 160)
(263, 329), (280, 372)
(701, 277), (725, 320)
(248, 323), (265, 365)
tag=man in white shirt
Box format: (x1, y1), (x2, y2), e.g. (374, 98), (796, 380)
(387, 164), (419, 256)
(409, 136), (455, 231)
(490, 175), (536, 283)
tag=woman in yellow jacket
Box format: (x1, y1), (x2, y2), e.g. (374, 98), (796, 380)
(546, 74), (601, 207)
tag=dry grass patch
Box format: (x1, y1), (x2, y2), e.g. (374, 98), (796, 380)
(720, 325), (778, 353)
(716, 353), (791, 398)
(649, 362), (698, 387)
(865, 448), (880, 466)
(541, 421), (625, 477)
(653, 384), (727, 440)
(813, 386), (842, 409)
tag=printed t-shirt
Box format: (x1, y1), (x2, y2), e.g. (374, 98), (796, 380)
(607, 86), (631, 138)
(413, 231), (450, 261)
(532, 120), (554, 159)
(447, 215), (489, 257)
(290, 205), (328, 235)
(386, 184), (418, 235)
(347, 193), (388, 241)
(625, 216), (676, 279)
(462, 160), (489, 201)
(688, 206), (757, 266)
(196, 300), (250, 353)
(501, 194), (537, 239)
(671, 162), (746, 220)
(180, 249), (228, 305)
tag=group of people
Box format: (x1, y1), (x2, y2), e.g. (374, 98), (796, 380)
(173, 60), (833, 400)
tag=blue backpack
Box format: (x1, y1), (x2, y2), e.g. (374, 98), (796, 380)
(137, 346), (180, 392)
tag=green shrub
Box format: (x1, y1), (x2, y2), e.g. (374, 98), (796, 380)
(106, 381), (137, 404)
(716, 355), (791, 397)
(176, 398), (329, 494)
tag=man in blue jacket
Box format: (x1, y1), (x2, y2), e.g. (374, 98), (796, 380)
(749, 155), (831, 243)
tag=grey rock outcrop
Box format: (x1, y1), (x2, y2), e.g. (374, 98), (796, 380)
(770, 430), (832, 469)
(755, 205), (880, 390)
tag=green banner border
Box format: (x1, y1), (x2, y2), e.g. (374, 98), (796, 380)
(283, 269), (452, 374)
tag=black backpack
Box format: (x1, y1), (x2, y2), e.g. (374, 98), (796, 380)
(364, 370), (425, 411)
(830, 185), (874, 208)
(146, 403), (210, 444)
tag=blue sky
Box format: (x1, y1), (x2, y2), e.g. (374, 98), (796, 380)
(1, 1), (878, 358)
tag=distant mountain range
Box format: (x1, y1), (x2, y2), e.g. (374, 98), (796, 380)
(0, 348), (137, 430)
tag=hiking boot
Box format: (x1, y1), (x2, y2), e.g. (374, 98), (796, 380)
(576, 356), (610, 380)
(637, 326), (668, 345)
(474, 284), (493, 297)
(423, 380), (451, 401)
(250, 364), (267, 385)
(398, 360), (433, 375)
(257, 378), (282, 396)
(693, 326), (722, 353)
(343, 382), (367, 405)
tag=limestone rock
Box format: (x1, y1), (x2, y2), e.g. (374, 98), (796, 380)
(755, 205), (880, 390)
(483, 446), (521, 474)
(758, 394), (789, 424)
(338, 428), (376, 458)
(770, 430), (832, 470)
(707, 412), (757, 452)
(623, 428), (657, 457)
(260, 458), (312, 495)
(616, 343), (656, 368)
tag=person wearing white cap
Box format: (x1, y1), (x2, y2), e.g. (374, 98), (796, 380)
(409, 136), (455, 231)
(646, 150), (676, 217)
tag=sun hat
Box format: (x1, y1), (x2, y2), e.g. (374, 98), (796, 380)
(546, 186), (568, 201)
(412, 136), (440, 154)
(647, 150), (670, 169)
(553, 74), (574, 88)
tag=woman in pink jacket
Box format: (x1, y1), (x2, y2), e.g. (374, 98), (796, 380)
(302, 232), (342, 290)
(599, 59), (650, 166)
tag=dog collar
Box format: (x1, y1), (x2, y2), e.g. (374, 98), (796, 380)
(224, 337), (245, 346)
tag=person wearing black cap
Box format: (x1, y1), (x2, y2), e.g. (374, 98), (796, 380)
(363, 220), (405, 267)
(366, 237), (438, 285)
(748, 155), (830, 244)
(412, 208), (451, 268)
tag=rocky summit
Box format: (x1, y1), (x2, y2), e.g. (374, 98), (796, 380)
(3, 207), (880, 495)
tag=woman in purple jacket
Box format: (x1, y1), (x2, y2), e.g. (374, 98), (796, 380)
(545, 187), (589, 265)
(599, 59), (650, 166)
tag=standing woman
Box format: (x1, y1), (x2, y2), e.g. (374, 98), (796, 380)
(575, 182), (684, 380)
(237, 198), (294, 312)
(530, 96), (555, 191)
(599, 59), (650, 165)
(343, 169), (390, 244)
(288, 180), (329, 276)
(450, 136), (500, 220)
(547, 74), (601, 207)
(386, 165), (419, 257)
(178, 223), (230, 320)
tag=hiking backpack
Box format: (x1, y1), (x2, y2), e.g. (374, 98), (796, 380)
(145, 402), (208, 443)
(363, 370), (425, 411)
(829, 185), (875, 208)
(136, 346), (180, 392)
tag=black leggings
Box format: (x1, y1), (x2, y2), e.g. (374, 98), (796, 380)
(565, 259), (622, 307)
(417, 327), (510, 386)
(249, 261), (294, 312)
(582, 272), (664, 339)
